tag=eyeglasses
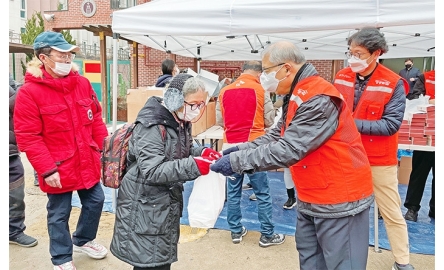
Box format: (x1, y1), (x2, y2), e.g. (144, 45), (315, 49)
(262, 63), (285, 73)
(184, 101), (205, 111)
(45, 54), (76, 61)
(345, 51), (369, 60)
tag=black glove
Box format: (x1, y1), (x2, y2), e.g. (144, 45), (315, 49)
(222, 146), (239, 156)
(210, 154), (235, 176)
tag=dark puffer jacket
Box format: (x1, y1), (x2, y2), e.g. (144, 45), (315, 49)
(110, 96), (205, 268)
(155, 74), (173, 87)
(9, 75), (19, 157)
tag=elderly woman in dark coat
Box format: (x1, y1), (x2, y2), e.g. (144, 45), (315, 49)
(110, 74), (221, 270)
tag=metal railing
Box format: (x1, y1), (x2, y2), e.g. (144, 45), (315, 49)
(9, 30), (22, 43)
(9, 30), (130, 60)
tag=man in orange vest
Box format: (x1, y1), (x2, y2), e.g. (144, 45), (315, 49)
(404, 70), (435, 222)
(216, 60), (282, 246)
(211, 41), (374, 270)
(333, 27), (414, 270)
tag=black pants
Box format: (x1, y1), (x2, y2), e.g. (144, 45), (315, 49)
(9, 156), (26, 239)
(403, 150), (435, 213)
(134, 264), (171, 270)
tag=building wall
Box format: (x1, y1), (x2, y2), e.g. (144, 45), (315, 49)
(134, 45), (341, 87)
(9, 0), (25, 33)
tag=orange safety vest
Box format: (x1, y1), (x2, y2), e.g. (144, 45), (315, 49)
(284, 76), (373, 204)
(424, 70), (435, 99)
(334, 65), (408, 166)
(219, 73), (267, 143)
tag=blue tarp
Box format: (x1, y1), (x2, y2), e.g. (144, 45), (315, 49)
(180, 171), (435, 255)
(72, 167), (434, 255)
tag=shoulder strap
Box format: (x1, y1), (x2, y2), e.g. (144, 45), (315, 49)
(159, 125), (167, 141)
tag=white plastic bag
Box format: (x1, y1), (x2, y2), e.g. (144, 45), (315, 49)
(187, 171), (226, 228)
(404, 94), (429, 120)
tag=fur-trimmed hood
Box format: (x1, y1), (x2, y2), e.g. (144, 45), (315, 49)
(26, 57), (80, 79)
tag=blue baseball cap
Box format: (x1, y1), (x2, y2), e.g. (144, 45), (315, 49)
(33, 31), (79, 52)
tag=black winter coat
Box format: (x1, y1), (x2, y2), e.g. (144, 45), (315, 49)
(110, 96), (205, 268)
(9, 78), (19, 157)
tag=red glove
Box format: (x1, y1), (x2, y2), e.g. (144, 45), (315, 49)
(193, 156), (216, 175)
(201, 148), (222, 160)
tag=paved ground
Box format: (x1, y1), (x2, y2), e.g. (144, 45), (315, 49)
(9, 154), (436, 270)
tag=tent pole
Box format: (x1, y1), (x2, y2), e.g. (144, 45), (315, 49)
(112, 33), (120, 213)
(112, 33), (119, 132)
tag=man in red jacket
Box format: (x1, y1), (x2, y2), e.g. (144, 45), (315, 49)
(14, 31), (109, 270)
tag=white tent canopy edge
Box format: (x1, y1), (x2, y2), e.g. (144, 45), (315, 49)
(111, 0), (435, 60)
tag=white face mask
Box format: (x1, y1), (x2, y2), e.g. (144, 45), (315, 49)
(46, 57), (72, 76)
(260, 65), (285, 92)
(348, 56), (371, 73)
(178, 104), (201, 122)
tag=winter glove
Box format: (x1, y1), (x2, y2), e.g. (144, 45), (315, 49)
(201, 147), (222, 160)
(193, 156), (216, 175)
(210, 154), (235, 176)
(222, 146), (239, 156)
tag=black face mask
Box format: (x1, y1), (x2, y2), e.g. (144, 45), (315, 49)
(405, 64), (412, 69)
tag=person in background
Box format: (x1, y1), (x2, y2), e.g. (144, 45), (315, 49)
(13, 31), (109, 270)
(111, 74), (221, 270)
(399, 58), (421, 98)
(155, 59), (180, 87)
(9, 74), (38, 248)
(333, 27), (414, 270)
(212, 41), (374, 269)
(404, 70), (435, 222)
(216, 60), (279, 246)
(282, 168), (297, 209)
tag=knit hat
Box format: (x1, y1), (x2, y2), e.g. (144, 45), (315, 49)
(164, 73), (193, 111)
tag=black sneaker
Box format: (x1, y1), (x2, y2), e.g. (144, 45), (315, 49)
(259, 233), (285, 247)
(9, 233), (38, 247)
(231, 226), (247, 244)
(392, 262), (415, 270)
(242, 183), (253, 190)
(283, 198), (297, 209)
(404, 209), (418, 222)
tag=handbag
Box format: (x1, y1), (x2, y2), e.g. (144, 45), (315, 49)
(187, 170), (226, 228)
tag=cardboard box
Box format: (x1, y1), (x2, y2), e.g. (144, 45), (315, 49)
(127, 87), (164, 123)
(206, 101), (216, 128)
(397, 156), (412, 185)
(191, 109), (207, 137)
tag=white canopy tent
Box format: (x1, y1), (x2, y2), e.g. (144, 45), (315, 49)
(111, 0), (435, 61)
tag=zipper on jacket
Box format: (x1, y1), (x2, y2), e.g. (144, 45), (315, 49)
(92, 94), (100, 113)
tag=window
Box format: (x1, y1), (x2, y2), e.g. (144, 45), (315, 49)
(111, 0), (136, 9)
(20, 0), (25, 18)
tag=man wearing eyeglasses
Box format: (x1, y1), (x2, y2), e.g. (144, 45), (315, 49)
(13, 31), (109, 270)
(211, 42), (374, 269)
(333, 27), (413, 270)
(215, 60), (280, 247)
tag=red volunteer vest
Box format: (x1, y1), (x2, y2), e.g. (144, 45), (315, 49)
(283, 76), (373, 204)
(334, 65), (408, 166)
(219, 74), (267, 143)
(424, 70), (435, 99)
